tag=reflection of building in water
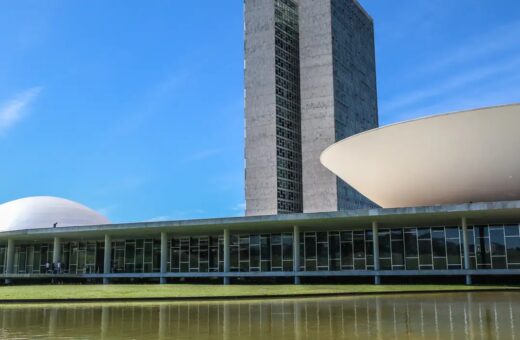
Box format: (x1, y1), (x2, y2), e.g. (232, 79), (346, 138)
(0, 293), (519, 338)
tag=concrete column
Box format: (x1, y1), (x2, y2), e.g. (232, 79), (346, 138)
(223, 229), (230, 285)
(103, 234), (112, 284)
(5, 239), (15, 284)
(462, 217), (472, 285)
(160, 232), (168, 284)
(293, 225), (300, 284)
(52, 237), (61, 264)
(372, 221), (381, 285)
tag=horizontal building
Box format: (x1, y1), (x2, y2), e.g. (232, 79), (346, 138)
(1, 197), (520, 285)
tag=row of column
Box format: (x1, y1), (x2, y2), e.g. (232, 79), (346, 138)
(3, 217), (474, 285)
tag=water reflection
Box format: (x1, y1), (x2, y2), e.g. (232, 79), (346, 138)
(0, 292), (518, 339)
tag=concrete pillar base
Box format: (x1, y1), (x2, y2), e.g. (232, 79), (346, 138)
(223, 277), (230, 285)
(160, 277), (167, 284)
(103, 278), (110, 285)
(294, 276), (301, 285)
(374, 276), (381, 285)
(465, 275), (472, 285)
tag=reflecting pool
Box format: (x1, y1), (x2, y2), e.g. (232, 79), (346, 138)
(0, 292), (518, 339)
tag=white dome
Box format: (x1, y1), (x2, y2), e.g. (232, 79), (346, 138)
(0, 196), (110, 232)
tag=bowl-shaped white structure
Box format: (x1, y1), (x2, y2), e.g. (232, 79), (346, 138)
(0, 196), (110, 232)
(321, 104), (520, 208)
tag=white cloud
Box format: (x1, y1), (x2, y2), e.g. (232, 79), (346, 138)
(232, 202), (246, 216)
(183, 148), (225, 163)
(146, 215), (172, 222)
(0, 87), (42, 135)
(409, 21), (520, 79)
(381, 57), (520, 123)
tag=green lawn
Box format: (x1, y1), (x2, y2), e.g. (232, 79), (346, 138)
(0, 284), (517, 301)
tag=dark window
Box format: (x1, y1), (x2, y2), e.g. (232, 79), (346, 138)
(445, 227), (459, 239)
(419, 240), (432, 265)
(418, 228), (431, 240)
(505, 225), (520, 237)
(341, 242), (353, 267)
(378, 230), (391, 258)
(432, 230), (446, 257)
(329, 234), (340, 259)
(305, 235), (316, 259)
(391, 240), (404, 266)
(506, 237), (520, 264)
(446, 239), (461, 265)
(404, 232), (418, 257)
(272, 245), (282, 268)
(490, 228), (506, 256)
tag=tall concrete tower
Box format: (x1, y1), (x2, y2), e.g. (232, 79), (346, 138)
(299, 0), (379, 212)
(245, 0), (378, 216)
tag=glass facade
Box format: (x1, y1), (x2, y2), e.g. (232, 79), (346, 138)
(169, 236), (222, 273)
(12, 243), (54, 273)
(274, 0), (303, 214)
(111, 239), (161, 273)
(2, 224), (520, 274)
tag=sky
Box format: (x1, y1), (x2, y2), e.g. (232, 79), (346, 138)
(0, 0), (519, 223)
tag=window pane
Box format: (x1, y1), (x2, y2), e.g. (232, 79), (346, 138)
(230, 246), (239, 267)
(378, 231), (391, 258)
(418, 228), (431, 240)
(474, 225), (489, 238)
(446, 239), (461, 265)
(445, 227), (459, 239)
(305, 236), (316, 260)
(406, 258), (418, 270)
(380, 258), (391, 270)
(404, 232), (418, 257)
(475, 237), (491, 265)
(250, 245), (260, 268)
(391, 240), (404, 266)
(492, 257), (506, 269)
(432, 230), (446, 257)
(329, 234), (340, 259)
(341, 242), (353, 267)
(433, 257), (447, 270)
(419, 240), (432, 265)
(506, 237), (520, 265)
(282, 235), (293, 261)
(340, 231), (352, 242)
(317, 232), (327, 243)
(272, 245), (282, 268)
(317, 243), (328, 267)
(261, 236), (271, 261)
(354, 259), (366, 270)
(354, 237), (365, 259)
(490, 228), (506, 256)
(505, 225), (520, 237)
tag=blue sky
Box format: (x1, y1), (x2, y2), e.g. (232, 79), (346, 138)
(0, 0), (518, 223)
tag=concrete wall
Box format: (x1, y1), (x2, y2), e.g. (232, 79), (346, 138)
(245, 0), (278, 216)
(300, 0), (378, 213)
(299, 0), (338, 213)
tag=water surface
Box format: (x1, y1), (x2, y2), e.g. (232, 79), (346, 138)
(0, 292), (518, 339)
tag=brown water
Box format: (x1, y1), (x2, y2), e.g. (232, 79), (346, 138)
(0, 292), (518, 339)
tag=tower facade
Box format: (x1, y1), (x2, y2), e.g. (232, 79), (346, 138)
(245, 0), (378, 216)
